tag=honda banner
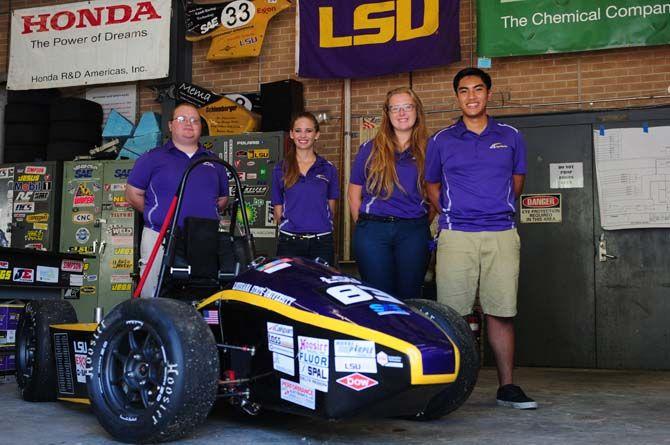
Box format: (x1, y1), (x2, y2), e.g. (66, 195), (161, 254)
(297, 0), (460, 79)
(8, 0), (171, 90)
(478, 0), (670, 58)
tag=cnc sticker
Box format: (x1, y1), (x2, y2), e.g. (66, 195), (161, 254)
(75, 228), (90, 244)
(298, 336), (329, 392)
(336, 373), (378, 392)
(73, 213), (94, 224)
(334, 340), (377, 374)
(36, 265), (59, 283)
(280, 379), (315, 410)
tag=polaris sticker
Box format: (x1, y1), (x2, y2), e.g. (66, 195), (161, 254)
(334, 340), (377, 374)
(298, 336), (329, 392)
(280, 378), (315, 410)
(376, 351), (403, 368)
(36, 265), (59, 284)
(268, 322), (294, 376)
(336, 373), (379, 392)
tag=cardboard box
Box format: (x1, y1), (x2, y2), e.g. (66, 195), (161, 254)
(0, 345), (15, 375)
(0, 330), (15, 345)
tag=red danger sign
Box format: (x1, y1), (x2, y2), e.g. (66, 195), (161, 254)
(522, 195), (560, 208)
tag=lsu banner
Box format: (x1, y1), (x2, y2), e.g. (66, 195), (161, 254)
(297, 0), (460, 79)
(7, 0), (171, 90)
(478, 0), (670, 58)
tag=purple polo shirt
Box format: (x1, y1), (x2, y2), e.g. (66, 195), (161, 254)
(271, 156), (339, 233)
(425, 117), (527, 232)
(127, 140), (229, 231)
(350, 140), (428, 218)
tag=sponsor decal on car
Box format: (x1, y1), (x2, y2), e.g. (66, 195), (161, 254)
(0, 270), (12, 280)
(73, 340), (88, 383)
(257, 258), (292, 274)
(0, 261), (8, 269)
(334, 340), (377, 374)
(376, 351), (403, 368)
(336, 373), (379, 392)
(369, 303), (410, 316)
(80, 285), (96, 295)
(320, 276), (361, 285)
(233, 281), (296, 305)
(280, 378), (315, 410)
(114, 248), (133, 255)
(111, 283), (132, 292)
(268, 322), (294, 376)
(298, 336), (329, 392)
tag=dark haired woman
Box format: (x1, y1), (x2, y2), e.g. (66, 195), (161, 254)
(271, 112), (339, 265)
(348, 87), (430, 299)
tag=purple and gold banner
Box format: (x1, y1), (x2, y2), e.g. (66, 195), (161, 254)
(297, 0), (460, 79)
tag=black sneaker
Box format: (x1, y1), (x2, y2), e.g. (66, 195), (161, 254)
(496, 384), (538, 409)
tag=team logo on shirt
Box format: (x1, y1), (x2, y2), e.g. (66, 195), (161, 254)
(489, 142), (509, 150)
(315, 174), (330, 182)
(203, 162), (215, 168)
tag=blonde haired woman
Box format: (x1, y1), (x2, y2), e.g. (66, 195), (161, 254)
(347, 87), (430, 299)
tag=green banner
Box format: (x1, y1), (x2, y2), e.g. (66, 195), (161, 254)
(478, 0), (670, 57)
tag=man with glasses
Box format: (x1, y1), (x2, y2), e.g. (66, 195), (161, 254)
(126, 103), (229, 298)
(425, 68), (536, 409)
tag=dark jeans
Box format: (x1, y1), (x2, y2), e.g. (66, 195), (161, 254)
(353, 216), (430, 300)
(276, 233), (335, 266)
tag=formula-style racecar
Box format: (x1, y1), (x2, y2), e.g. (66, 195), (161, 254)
(15, 158), (478, 443)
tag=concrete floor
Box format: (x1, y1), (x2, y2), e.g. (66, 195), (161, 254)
(2, 367), (669, 445)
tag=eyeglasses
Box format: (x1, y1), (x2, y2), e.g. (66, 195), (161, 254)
(172, 115), (201, 125)
(388, 103), (416, 114)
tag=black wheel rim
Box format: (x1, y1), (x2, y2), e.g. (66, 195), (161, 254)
(16, 310), (37, 384)
(100, 324), (167, 416)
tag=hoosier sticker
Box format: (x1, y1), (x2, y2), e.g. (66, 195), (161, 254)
(298, 336), (329, 392)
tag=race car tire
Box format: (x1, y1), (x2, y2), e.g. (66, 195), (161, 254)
(87, 298), (219, 443)
(406, 299), (479, 420)
(15, 299), (78, 402)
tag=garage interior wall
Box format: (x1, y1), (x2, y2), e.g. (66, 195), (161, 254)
(1, 0), (670, 242)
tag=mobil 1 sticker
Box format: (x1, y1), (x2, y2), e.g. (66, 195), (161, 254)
(334, 340), (377, 374)
(298, 336), (329, 392)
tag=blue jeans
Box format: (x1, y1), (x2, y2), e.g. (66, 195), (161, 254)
(353, 216), (430, 300)
(276, 233), (335, 266)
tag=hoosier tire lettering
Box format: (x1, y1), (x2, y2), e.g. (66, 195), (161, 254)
(87, 298), (219, 443)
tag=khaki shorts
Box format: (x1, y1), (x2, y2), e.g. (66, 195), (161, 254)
(435, 228), (520, 317)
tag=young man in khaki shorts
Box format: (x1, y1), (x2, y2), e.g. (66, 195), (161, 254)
(425, 67), (537, 409)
